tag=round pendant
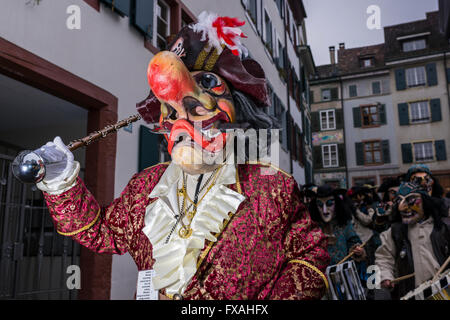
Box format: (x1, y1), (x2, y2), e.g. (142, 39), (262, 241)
(178, 226), (193, 239)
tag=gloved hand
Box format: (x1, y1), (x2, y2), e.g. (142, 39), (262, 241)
(36, 136), (74, 183)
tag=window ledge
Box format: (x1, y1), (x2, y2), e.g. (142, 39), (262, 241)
(144, 39), (160, 55)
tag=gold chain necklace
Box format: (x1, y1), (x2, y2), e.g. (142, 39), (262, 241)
(177, 166), (222, 239)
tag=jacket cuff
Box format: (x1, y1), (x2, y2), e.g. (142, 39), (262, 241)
(37, 161), (80, 195)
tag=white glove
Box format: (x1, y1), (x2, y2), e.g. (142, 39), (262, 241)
(36, 136), (79, 194)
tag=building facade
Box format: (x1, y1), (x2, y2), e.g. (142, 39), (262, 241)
(339, 44), (399, 188)
(310, 61), (347, 189)
(311, 10), (450, 192)
(385, 11), (450, 192)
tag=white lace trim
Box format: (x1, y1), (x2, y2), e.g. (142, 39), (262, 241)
(142, 162), (245, 295)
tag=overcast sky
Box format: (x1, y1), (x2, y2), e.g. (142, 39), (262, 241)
(303, 0), (439, 66)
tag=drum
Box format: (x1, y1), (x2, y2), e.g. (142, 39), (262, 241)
(325, 260), (366, 300)
(401, 269), (450, 300)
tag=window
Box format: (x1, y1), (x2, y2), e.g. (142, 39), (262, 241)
(360, 57), (373, 68)
(321, 88), (331, 101)
(320, 109), (336, 130)
(242, 0), (257, 25)
(402, 38), (426, 52)
(364, 141), (382, 164)
(264, 10), (273, 54)
(372, 81), (381, 95)
(361, 105), (380, 126)
(349, 84), (357, 97)
(406, 66), (426, 87)
(156, 0), (170, 50)
(410, 101), (430, 123)
(322, 144), (338, 168)
(413, 141), (434, 162)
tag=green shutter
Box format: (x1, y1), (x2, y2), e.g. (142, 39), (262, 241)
(309, 90), (314, 104)
(430, 98), (442, 122)
(379, 104), (387, 125)
(355, 142), (364, 166)
(313, 146), (322, 169)
(330, 87), (339, 100)
(338, 143), (346, 168)
(349, 85), (357, 97)
(101, 0), (131, 16)
(335, 109), (344, 129)
(381, 140), (390, 164)
(398, 103), (409, 126)
(139, 125), (159, 172)
(281, 109), (288, 150)
(133, 0), (154, 38)
(435, 140), (447, 161)
(401, 143), (413, 164)
(426, 62), (438, 86)
(395, 68), (406, 91)
(311, 112), (320, 132)
(353, 107), (362, 128)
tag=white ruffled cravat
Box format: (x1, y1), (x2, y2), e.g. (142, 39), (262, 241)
(142, 162), (245, 295)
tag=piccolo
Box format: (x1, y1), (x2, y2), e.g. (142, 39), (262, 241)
(67, 114), (141, 151)
(12, 114), (143, 184)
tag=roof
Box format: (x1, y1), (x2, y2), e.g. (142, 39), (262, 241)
(384, 11), (449, 61)
(337, 43), (385, 75)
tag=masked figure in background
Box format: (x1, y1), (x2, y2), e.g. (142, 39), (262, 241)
(375, 182), (450, 299)
(33, 12), (329, 300)
(308, 185), (366, 267)
(405, 164), (449, 217)
(300, 183), (318, 206)
(347, 185), (382, 267)
(374, 177), (401, 233)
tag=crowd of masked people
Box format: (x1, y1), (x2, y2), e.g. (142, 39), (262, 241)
(300, 164), (450, 300)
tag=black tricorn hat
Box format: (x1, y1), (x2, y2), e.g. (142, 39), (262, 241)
(316, 185), (334, 198)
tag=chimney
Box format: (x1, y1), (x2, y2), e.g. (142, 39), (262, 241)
(329, 46), (336, 64)
(339, 42), (345, 49)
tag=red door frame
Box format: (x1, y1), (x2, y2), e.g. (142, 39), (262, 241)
(0, 36), (117, 299)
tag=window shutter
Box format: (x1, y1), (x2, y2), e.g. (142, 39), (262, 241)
(426, 62), (438, 86)
(313, 146), (322, 169)
(398, 103), (409, 126)
(430, 98), (442, 122)
(355, 142), (364, 166)
(311, 112), (320, 132)
(401, 143), (413, 164)
(335, 109), (344, 129)
(353, 107), (362, 128)
(381, 140), (390, 163)
(309, 90), (314, 104)
(330, 87), (339, 100)
(447, 68), (450, 83)
(101, 0), (131, 16)
(395, 68), (406, 91)
(379, 104), (387, 125)
(435, 140), (447, 161)
(281, 110), (288, 150)
(338, 144), (345, 168)
(133, 0), (154, 38)
(139, 125), (159, 171)
(349, 85), (357, 97)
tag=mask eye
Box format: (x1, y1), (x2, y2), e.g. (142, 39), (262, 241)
(326, 199), (335, 207)
(316, 200), (324, 208)
(201, 73), (220, 89)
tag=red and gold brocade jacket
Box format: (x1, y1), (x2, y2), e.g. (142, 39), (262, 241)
(42, 162), (330, 299)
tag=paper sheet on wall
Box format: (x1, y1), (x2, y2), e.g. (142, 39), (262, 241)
(136, 269), (158, 300)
